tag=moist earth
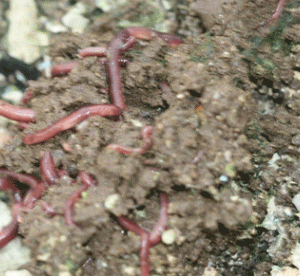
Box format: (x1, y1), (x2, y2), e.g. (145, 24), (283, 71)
(1, 0), (300, 275)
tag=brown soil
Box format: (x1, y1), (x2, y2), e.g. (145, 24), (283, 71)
(2, 0), (300, 275)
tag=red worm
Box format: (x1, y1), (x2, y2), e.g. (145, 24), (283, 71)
(107, 126), (154, 154)
(117, 193), (169, 276)
(140, 233), (151, 276)
(0, 152), (64, 248)
(0, 170), (47, 210)
(20, 28), (182, 144)
(51, 46), (106, 76)
(78, 46), (107, 57)
(0, 100), (35, 123)
(105, 30), (132, 110)
(22, 88), (33, 104)
(41, 201), (58, 216)
(64, 171), (97, 227)
(51, 61), (78, 77)
(40, 150), (60, 186)
(126, 27), (184, 46)
(0, 177), (19, 192)
(22, 181), (46, 209)
(105, 28), (183, 110)
(0, 169), (39, 189)
(0, 169), (46, 209)
(0, 195), (23, 248)
(149, 193), (169, 245)
(270, 0), (287, 21)
(0, 219), (19, 248)
(23, 104), (122, 145)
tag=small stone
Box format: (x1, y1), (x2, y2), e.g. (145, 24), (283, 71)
(5, 270), (33, 276)
(271, 266), (299, 276)
(2, 87), (23, 104)
(123, 266), (136, 275)
(104, 194), (124, 216)
(162, 229), (176, 244)
(0, 204), (31, 273)
(294, 71), (300, 81)
(44, 20), (68, 33)
(292, 134), (300, 145)
(292, 194), (300, 212)
(62, 3), (89, 33)
(219, 175), (228, 182)
(7, 0), (46, 63)
(0, 129), (11, 149)
(95, 0), (128, 12)
(202, 267), (219, 276)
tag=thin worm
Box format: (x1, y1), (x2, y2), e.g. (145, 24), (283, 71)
(117, 193), (169, 276)
(78, 46), (107, 57)
(23, 104), (122, 145)
(0, 219), (19, 248)
(40, 150), (60, 186)
(0, 177), (19, 192)
(22, 182), (46, 209)
(140, 233), (151, 276)
(64, 171), (97, 227)
(0, 169), (39, 189)
(106, 126), (154, 154)
(149, 193), (169, 245)
(118, 216), (149, 237)
(51, 61), (78, 76)
(0, 100), (35, 123)
(270, 0), (288, 21)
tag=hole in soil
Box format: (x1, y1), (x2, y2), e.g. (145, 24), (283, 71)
(270, 89), (284, 104)
(218, 223), (230, 235)
(238, 172), (251, 184)
(200, 190), (214, 200)
(188, 89), (202, 97)
(260, 132), (271, 142)
(236, 238), (254, 247)
(171, 184), (188, 192)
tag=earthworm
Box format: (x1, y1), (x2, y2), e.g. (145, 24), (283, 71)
(107, 126), (154, 154)
(78, 46), (107, 57)
(0, 195), (23, 248)
(51, 45), (107, 77)
(105, 30), (132, 110)
(51, 61), (78, 76)
(0, 169), (39, 189)
(117, 193), (169, 276)
(51, 57), (128, 77)
(270, 0), (287, 21)
(64, 171), (97, 227)
(0, 152), (71, 248)
(149, 193), (169, 245)
(105, 27), (183, 110)
(22, 88), (33, 104)
(0, 100), (35, 123)
(21, 28), (182, 144)
(0, 219), (19, 248)
(41, 201), (57, 216)
(0, 177), (19, 192)
(40, 150), (60, 185)
(140, 233), (151, 276)
(0, 170), (46, 209)
(23, 104), (122, 145)
(22, 181), (46, 210)
(126, 27), (184, 46)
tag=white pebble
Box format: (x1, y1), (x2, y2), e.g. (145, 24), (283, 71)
(5, 270), (32, 276)
(162, 229), (176, 244)
(293, 194), (300, 212)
